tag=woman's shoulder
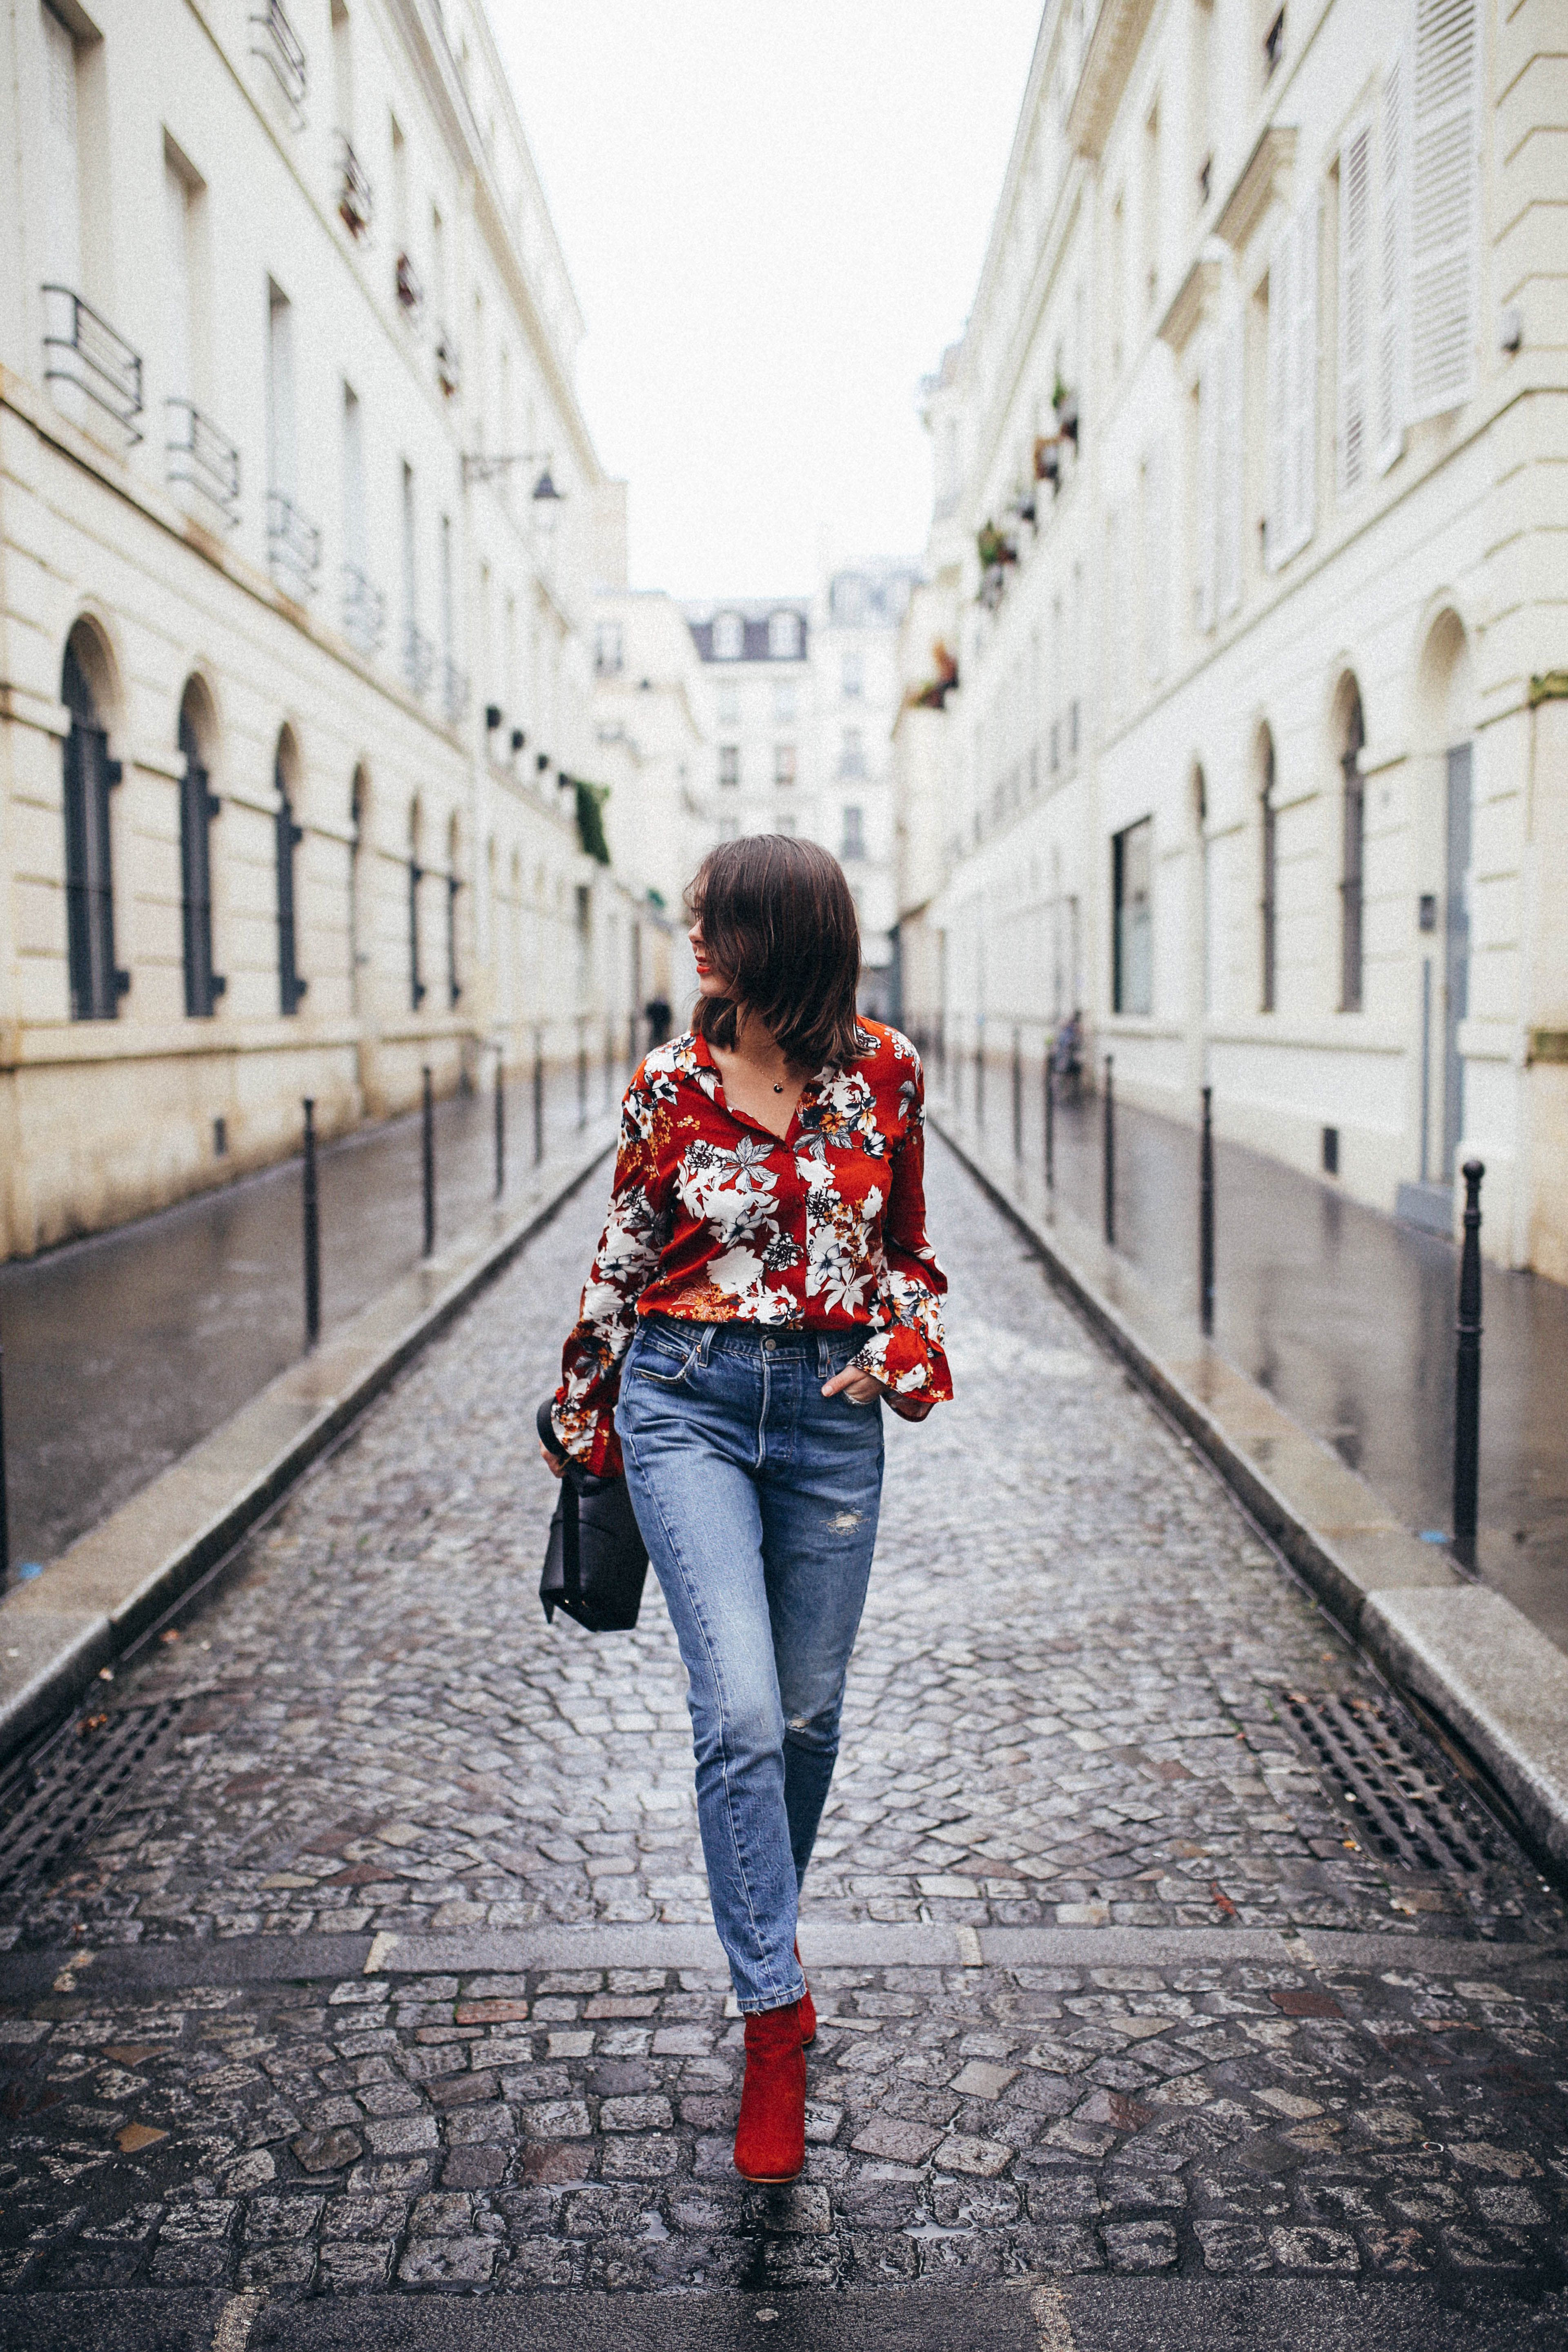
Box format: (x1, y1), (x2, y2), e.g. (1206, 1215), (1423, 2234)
(633, 1032), (702, 1088)
(853, 1018), (922, 1081)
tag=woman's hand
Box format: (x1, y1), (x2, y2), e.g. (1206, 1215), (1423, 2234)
(539, 1439), (568, 1479)
(822, 1365), (889, 1409)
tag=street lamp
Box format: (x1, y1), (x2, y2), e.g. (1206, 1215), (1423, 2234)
(459, 447), (567, 532)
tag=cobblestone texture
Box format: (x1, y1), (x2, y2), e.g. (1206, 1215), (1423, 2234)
(0, 1139), (1564, 2302)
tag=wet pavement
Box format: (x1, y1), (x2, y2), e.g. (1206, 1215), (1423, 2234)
(0, 1063), (608, 1571)
(937, 1049), (1568, 1656)
(0, 1134), (1563, 2344)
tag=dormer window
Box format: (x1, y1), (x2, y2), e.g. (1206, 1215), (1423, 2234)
(768, 609), (802, 659)
(712, 611), (744, 660)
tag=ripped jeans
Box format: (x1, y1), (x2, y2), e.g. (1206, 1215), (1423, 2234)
(616, 1314), (884, 2012)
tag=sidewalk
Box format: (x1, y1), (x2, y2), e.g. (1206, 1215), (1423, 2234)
(0, 1063), (615, 1571)
(933, 1059), (1568, 1655)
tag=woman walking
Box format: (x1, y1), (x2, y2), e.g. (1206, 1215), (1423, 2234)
(544, 835), (950, 2183)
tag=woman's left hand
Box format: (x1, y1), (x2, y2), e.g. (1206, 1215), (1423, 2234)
(822, 1365), (886, 1408)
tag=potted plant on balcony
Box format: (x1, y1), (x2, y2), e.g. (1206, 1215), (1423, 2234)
(977, 520), (1016, 572)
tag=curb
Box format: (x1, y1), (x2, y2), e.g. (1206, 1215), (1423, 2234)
(0, 1127), (615, 1772)
(931, 1111), (1568, 1884)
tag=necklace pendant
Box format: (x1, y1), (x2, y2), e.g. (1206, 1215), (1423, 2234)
(773, 1082), (784, 1094)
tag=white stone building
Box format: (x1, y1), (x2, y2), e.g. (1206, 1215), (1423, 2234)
(894, 0), (1568, 1277)
(811, 561), (919, 1020)
(0, 0), (642, 1258)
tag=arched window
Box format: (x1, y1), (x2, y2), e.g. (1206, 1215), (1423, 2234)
(1258, 724), (1277, 1012)
(178, 682), (223, 1017)
(408, 799), (426, 1010)
(446, 812), (462, 1007)
(768, 608), (802, 659)
(1339, 683), (1365, 1012)
(711, 611), (744, 661)
(61, 627), (125, 1021)
(274, 730), (307, 1015)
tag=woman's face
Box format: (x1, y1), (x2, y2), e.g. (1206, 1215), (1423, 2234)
(688, 914), (729, 999)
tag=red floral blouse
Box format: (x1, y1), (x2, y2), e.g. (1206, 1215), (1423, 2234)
(552, 1020), (951, 1474)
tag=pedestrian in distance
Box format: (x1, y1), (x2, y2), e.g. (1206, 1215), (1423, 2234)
(543, 835), (951, 2184)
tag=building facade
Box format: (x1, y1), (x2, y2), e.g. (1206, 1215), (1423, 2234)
(895, 0), (1568, 1276)
(0, 0), (642, 1258)
(812, 562), (918, 1019)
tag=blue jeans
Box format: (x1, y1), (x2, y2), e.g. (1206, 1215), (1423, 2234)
(616, 1315), (884, 2013)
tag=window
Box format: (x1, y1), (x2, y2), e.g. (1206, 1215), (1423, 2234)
(163, 143), (203, 406)
(718, 744), (739, 787)
(1339, 687), (1366, 1011)
(61, 631), (124, 1021)
(840, 727), (865, 780)
(768, 609), (802, 659)
(1263, 7), (1285, 79)
(1196, 295), (1243, 628)
(841, 650), (863, 701)
(274, 736), (306, 1014)
(716, 683), (741, 728)
(1259, 727), (1277, 1011)
(841, 805), (865, 861)
(178, 688), (221, 1017)
(1408, 0), (1477, 421)
(1112, 817), (1153, 1016)
(1143, 442), (1170, 682)
(1265, 201), (1318, 568)
(773, 679), (797, 726)
(774, 743), (796, 786)
(595, 620), (623, 677)
(1337, 116), (1373, 501)
(41, 2), (83, 301)
(712, 611), (744, 660)
(266, 278), (296, 499)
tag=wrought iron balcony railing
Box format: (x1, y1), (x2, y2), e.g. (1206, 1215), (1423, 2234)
(341, 563), (385, 655)
(166, 399), (240, 525)
(434, 328), (461, 398)
(336, 134), (372, 238)
(251, 0), (307, 121)
(395, 252), (424, 320)
(41, 286), (143, 440)
(403, 623), (436, 699)
(266, 488), (321, 598)
(442, 659), (470, 727)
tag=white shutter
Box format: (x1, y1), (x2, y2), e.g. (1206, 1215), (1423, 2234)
(1196, 339), (1218, 633)
(1287, 200), (1319, 557)
(1375, 46), (1407, 470)
(1218, 299), (1243, 615)
(1337, 117), (1372, 501)
(164, 161), (192, 403)
(42, 4), (81, 293)
(1265, 216), (1292, 570)
(1145, 443), (1170, 683)
(1409, 0), (1477, 420)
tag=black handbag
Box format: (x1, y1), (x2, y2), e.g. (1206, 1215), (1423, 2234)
(535, 1400), (649, 1632)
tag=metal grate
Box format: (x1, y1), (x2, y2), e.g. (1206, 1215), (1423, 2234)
(0, 1699), (191, 1905)
(1279, 1689), (1505, 1877)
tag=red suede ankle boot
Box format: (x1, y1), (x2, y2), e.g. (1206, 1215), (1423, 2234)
(733, 1999), (807, 2183)
(794, 1941), (816, 2045)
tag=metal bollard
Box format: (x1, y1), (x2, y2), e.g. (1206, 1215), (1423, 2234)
(1102, 1053), (1116, 1247)
(1213, 1087), (1222, 1345)
(532, 1030), (544, 1167)
(1452, 1158), (1485, 1569)
(421, 1066), (435, 1258)
(302, 1097), (321, 1348)
(1043, 1047), (1055, 1193)
(494, 1054), (506, 1200)
(0, 1327), (10, 1590)
(1011, 1028), (1022, 1161)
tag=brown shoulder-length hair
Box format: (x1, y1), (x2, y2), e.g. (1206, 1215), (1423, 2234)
(688, 834), (864, 1071)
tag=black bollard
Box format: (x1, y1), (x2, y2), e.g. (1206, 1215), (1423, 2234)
(421, 1065), (435, 1257)
(302, 1097), (321, 1348)
(1102, 1053), (1116, 1247)
(1213, 1087), (1222, 1345)
(1452, 1158), (1485, 1569)
(1011, 1029), (1022, 1161)
(1043, 1047), (1055, 1193)
(494, 1054), (506, 1200)
(532, 1030), (544, 1167)
(0, 1327), (10, 1591)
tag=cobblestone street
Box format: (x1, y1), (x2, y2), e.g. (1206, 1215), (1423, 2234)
(0, 1138), (1564, 2348)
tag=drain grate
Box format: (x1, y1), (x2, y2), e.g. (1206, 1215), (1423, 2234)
(1279, 1689), (1504, 1877)
(0, 1697), (191, 1905)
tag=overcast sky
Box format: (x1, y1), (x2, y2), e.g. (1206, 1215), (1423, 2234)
(491, 3), (1041, 599)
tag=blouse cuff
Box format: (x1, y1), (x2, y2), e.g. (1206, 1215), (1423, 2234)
(551, 1394), (624, 1480)
(851, 1325), (948, 1399)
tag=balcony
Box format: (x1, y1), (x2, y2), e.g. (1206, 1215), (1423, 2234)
(166, 399), (240, 526)
(434, 328), (461, 399)
(341, 563), (385, 655)
(41, 286), (143, 441)
(441, 659), (470, 727)
(336, 134), (373, 238)
(250, 0), (307, 123)
(395, 252), (424, 321)
(403, 623), (436, 699)
(266, 488), (320, 599)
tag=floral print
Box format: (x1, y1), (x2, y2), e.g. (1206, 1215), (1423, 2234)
(552, 1020), (951, 1474)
